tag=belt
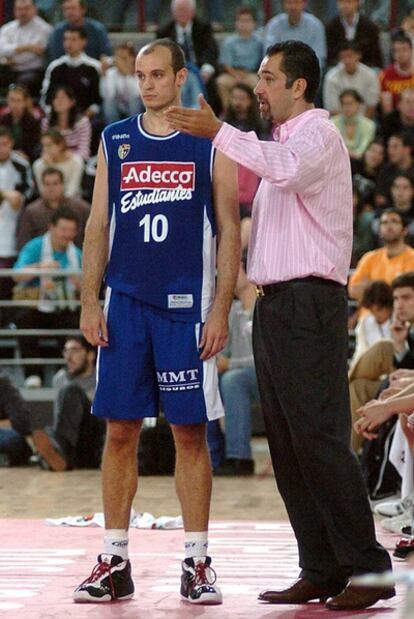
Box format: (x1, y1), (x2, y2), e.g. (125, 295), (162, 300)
(256, 276), (343, 297)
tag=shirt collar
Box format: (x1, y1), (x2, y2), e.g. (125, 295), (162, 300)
(272, 108), (329, 143)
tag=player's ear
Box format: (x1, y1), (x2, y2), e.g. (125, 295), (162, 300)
(177, 66), (188, 87)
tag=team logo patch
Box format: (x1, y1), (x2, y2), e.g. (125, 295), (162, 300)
(120, 161), (195, 191)
(118, 144), (131, 159)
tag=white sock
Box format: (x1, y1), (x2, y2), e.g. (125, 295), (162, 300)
(104, 529), (129, 560)
(184, 531), (208, 559)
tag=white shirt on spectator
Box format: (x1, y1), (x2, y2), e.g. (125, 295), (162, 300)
(0, 15), (52, 72)
(323, 61), (380, 114)
(352, 314), (392, 364)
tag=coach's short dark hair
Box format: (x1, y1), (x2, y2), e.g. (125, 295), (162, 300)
(139, 39), (185, 74)
(392, 272), (414, 291)
(265, 40), (320, 103)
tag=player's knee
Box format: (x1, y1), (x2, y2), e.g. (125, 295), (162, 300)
(106, 419), (141, 447)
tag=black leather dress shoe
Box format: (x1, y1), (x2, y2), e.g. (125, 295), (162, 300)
(325, 583), (396, 610)
(258, 578), (344, 604)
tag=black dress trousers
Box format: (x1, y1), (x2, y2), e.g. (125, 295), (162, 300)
(252, 278), (391, 586)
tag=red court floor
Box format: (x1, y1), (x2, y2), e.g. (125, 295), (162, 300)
(0, 520), (409, 618)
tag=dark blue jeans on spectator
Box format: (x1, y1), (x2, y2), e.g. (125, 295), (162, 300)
(0, 427), (32, 465)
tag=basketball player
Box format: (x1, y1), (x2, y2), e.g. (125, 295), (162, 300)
(73, 39), (239, 605)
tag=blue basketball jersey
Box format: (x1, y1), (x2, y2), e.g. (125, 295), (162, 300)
(102, 114), (217, 322)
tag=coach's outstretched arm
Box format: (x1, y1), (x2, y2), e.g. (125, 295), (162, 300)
(199, 151), (240, 360)
(80, 144), (110, 347)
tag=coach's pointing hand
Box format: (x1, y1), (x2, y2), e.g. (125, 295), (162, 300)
(166, 94), (222, 139)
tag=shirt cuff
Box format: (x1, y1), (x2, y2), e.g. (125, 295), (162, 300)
(212, 122), (240, 150)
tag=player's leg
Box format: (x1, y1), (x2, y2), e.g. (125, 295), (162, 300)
(171, 422), (222, 605)
(74, 291), (158, 603)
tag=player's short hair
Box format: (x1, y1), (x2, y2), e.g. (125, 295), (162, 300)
(139, 39), (186, 74)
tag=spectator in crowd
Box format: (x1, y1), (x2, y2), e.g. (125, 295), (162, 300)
(351, 280), (393, 364)
(17, 167), (90, 250)
(349, 208), (414, 304)
(0, 370), (32, 466)
(47, 0), (112, 63)
(380, 34), (414, 116)
(352, 138), (385, 206)
(216, 7), (263, 112)
(41, 85), (91, 160)
(323, 42), (379, 117)
(156, 0), (222, 113)
(375, 132), (414, 207)
(32, 336), (105, 471)
(13, 205), (82, 381)
(331, 89), (376, 160)
(222, 83), (267, 218)
(101, 42), (143, 124)
(33, 130), (84, 198)
(264, 0), (327, 69)
(378, 173), (414, 245)
(349, 272), (414, 451)
(352, 183), (376, 266)
(208, 257), (258, 476)
(0, 126), (33, 319)
(41, 26), (102, 118)
(0, 0), (52, 97)
(326, 0), (383, 68)
(380, 88), (414, 144)
(0, 83), (40, 162)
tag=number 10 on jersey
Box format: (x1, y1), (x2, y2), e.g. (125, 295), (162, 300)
(139, 214), (168, 242)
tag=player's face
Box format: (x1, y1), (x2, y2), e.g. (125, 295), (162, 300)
(135, 47), (186, 112)
(254, 53), (296, 124)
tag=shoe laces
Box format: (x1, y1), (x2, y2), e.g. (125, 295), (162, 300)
(80, 559), (115, 596)
(194, 561), (217, 586)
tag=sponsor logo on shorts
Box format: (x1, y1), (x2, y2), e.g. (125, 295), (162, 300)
(168, 294), (193, 309)
(157, 368), (200, 392)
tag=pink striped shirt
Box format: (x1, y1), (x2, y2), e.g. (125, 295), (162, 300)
(213, 108), (353, 285)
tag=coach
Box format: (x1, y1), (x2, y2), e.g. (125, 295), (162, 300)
(166, 40), (394, 610)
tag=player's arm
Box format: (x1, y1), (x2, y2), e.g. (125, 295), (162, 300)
(80, 143), (110, 347)
(200, 150), (240, 360)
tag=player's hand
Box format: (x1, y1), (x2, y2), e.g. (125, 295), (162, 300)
(80, 299), (108, 347)
(165, 95), (222, 139)
(199, 308), (228, 360)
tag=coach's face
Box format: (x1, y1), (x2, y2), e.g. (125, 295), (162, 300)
(135, 46), (187, 112)
(254, 53), (297, 124)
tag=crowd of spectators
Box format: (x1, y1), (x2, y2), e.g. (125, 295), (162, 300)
(2, 0), (414, 487)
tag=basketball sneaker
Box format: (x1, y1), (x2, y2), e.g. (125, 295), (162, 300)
(181, 556), (222, 604)
(73, 554), (134, 602)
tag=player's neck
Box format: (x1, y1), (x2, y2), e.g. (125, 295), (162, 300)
(142, 110), (177, 136)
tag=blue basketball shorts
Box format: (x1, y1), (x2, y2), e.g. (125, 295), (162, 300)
(92, 287), (224, 425)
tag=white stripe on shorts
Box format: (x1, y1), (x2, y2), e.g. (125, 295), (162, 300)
(195, 323), (224, 421)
